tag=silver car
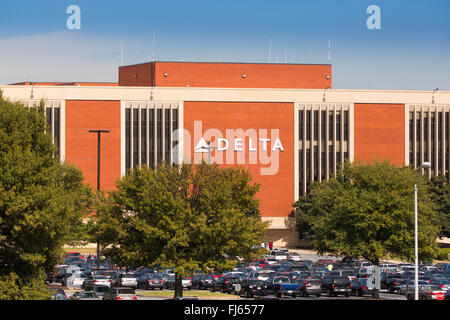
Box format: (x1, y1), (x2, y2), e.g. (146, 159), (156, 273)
(102, 287), (138, 300)
(406, 285), (446, 300)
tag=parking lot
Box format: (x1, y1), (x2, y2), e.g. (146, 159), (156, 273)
(47, 250), (449, 301)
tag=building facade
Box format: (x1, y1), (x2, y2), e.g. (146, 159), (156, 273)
(2, 62), (450, 247)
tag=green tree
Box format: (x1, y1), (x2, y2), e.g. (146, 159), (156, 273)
(428, 175), (450, 238)
(97, 162), (268, 298)
(0, 92), (93, 299)
(294, 160), (440, 265)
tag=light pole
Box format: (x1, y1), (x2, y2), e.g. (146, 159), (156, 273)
(204, 141), (217, 165)
(89, 130), (110, 267)
(414, 161), (431, 300)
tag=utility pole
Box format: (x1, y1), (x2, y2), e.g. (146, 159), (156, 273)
(89, 130), (110, 267)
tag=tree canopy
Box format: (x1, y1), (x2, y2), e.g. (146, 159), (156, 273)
(0, 92), (93, 299)
(294, 160), (440, 265)
(96, 162), (268, 298)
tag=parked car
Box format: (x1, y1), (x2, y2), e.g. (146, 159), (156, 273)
(297, 278), (322, 297)
(82, 275), (111, 289)
(406, 285), (446, 301)
(398, 280), (429, 295)
(288, 252), (301, 262)
(239, 279), (269, 298)
(266, 276), (293, 295)
(84, 284), (110, 297)
(329, 269), (357, 281)
(382, 273), (403, 293)
(431, 279), (450, 292)
(192, 274), (215, 290)
(69, 291), (101, 300)
(351, 278), (374, 297)
(321, 276), (352, 297)
(66, 273), (87, 288)
(48, 288), (67, 300)
(210, 276), (240, 294)
(137, 274), (165, 290)
(110, 273), (137, 289)
(102, 287), (138, 300)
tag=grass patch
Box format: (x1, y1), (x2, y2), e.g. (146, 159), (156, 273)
(137, 290), (239, 299)
(63, 247), (97, 255)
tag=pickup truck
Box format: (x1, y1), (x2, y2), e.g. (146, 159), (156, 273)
(275, 282), (301, 298)
(321, 276), (352, 297)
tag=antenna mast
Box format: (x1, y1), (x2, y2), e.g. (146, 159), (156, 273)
(153, 31), (156, 62)
(328, 38), (331, 64)
(269, 38), (272, 63)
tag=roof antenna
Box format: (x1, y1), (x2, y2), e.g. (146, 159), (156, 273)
(269, 38), (272, 63)
(152, 31), (156, 62)
(120, 40), (124, 66)
(328, 39), (332, 64)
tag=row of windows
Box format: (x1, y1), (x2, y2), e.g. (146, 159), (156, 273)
(125, 107), (178, 173)
(298, 106), (350, 196)
(409, 108), (450, 182)
(45, 107), (61, 157)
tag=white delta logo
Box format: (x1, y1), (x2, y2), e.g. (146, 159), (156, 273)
(194, 137), (284, 153)
(180, 121), (284, 176)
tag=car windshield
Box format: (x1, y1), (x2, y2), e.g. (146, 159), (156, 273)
(273, 277), (290, 284)
(118, 288), (135, 294)
(80, 292), (98, 298)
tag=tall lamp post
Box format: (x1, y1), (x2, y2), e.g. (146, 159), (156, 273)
(204, 141), (217, 165)
(414, 161), (431, 300)
(89, 130), (110, 267)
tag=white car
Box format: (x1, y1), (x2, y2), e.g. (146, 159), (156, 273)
(67, 273), (87, 288)
(182, 278), (193, 290)
(288, 252), (301, 262)
(113, 273), (138, 289)
(91, 275), (111, 287)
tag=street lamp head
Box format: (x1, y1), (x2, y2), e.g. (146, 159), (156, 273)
(421, 162), (431, 169)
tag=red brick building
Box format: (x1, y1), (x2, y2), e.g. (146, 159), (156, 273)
(2, 61), (449, 246)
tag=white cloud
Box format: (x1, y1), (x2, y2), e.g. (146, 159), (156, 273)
(0, 31), (122, 84)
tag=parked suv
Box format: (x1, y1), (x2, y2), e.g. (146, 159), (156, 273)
(321, 276), (352, 297)
(110, 273), (137, 289)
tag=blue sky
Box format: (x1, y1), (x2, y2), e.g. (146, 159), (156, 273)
(0, 0), (449, 90)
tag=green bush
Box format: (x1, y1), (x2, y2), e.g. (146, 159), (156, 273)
(0, 273), (52, 300)
(437, 248), (450, 261)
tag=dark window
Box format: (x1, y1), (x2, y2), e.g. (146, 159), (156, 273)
(409, 112), (414, 167)
(306, 149), (311, 189)
(54, 108), (60, 157)
(314, 110), (319, 141)
(431, 113), (435, 169)
(336, 111), (341, 141)
(172, 109), (178, 165)
(149, 110), (154, 169)
(314, 145), (318, 181)
(416, 114), (421, 166)
(157, 109), (162, 164)
(344, 111), (349, 141)
(141, 109), (147, 166)
(329, 112), (334, 140)
(306, 111), (311, 140)
(299, 111), (304, 141)
(329, 145), (334, 175)
(125, 108), (131, 173)
(299, 151), (304, 196)
(133, 109), (139, 168)
(165, 109), (170, 163)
